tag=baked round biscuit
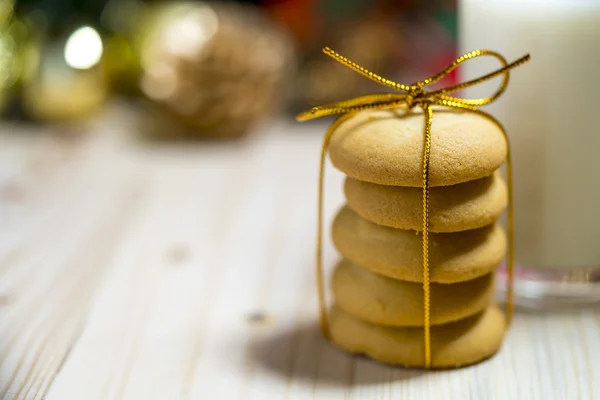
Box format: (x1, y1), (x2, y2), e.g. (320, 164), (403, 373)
(332, 206), (506, 283)
(329, 304), (505, 368)
(332, 259), (494, 326)
(345, 172), (507, 233)
(328, 108), (507, 187)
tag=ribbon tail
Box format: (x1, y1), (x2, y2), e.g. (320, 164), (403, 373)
(421, 105), (433, 368)
(316, 113), (354, 338)
(493, 116), (515, 326)
(475, 111), (515, 326)
(505, 133), (515, 325)
(315, 101), (414, 339)
(297, 93), (408, 121)
(440, 105), (515, 326)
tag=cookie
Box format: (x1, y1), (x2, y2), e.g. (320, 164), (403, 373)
(328, 108), (507, 187)
(332, 259), (494, 326)
(332, 206), (506, 283)
(329, 304), (505, 368)
(345, 172), (507, 233)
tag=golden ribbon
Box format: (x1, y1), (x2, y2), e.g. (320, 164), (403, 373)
(296, 48), (530, 368)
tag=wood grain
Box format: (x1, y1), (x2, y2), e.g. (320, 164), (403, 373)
(0, 107), (598, 400)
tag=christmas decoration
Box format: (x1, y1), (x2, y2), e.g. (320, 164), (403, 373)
(134, 1), (295, 139)
(21, 24), (108, 122)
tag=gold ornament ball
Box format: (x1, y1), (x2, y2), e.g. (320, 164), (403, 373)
(0, 28), (17, 111)
(0, 2), (25, 113)
(135, 1), (295, 139)
(21, 25), (108, 123)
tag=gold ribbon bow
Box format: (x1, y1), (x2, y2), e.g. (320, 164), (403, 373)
(297, 48), (530, 368)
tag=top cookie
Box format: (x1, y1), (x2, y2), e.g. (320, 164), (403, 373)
(328, 108), (507, 187)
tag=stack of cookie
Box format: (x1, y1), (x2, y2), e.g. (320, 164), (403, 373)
(326, 108), (509, 368)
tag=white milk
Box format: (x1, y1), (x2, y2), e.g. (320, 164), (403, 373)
(459, 0), (600, 269)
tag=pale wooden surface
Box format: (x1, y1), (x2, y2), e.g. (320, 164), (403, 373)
(0, 105), (598, 400)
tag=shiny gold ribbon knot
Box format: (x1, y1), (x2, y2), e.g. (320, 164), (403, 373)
(296, 47), (530, 368)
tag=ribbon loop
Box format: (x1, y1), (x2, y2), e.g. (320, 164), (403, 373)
(297, 48), (529, 369)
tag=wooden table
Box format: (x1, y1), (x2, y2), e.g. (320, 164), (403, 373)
(0, 106), (598, 400)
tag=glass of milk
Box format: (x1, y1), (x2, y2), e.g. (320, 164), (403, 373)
(459, 0), (600, 308)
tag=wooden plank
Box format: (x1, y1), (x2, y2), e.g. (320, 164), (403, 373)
(0, 110), (598, 400)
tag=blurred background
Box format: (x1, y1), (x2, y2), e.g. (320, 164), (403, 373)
(0, 0), (457, 139)
(1, 1), (599, 397)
